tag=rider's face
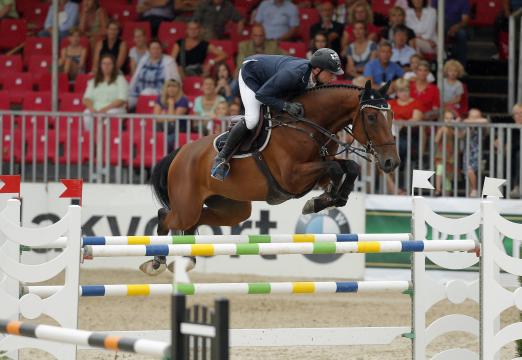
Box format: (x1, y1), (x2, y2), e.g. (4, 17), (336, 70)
(316, 70), (336, 84)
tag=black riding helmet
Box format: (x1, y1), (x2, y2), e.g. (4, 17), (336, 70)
(310, 48), (344, 76)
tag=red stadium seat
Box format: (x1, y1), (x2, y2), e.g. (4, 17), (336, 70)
(298, 8), (320, 43)
(0, 19), (27, 50)
(279, 41), (307, 58)
(58, 131), (90, 165)
(22, 3), (47, 30)
(122, 22), (151, 46)
(105, 4), (138, 22)
(108, 130), (131, 166)
(25, 129), (58, 164)
(158, 21), (186, 49)
(234, 0), (261, 12)
(0, 91), (10, 110)
(0, 55), (23, 73)
(1, 72), (32, 91)
(132, 131), (167, 168)
(372, 0), (395, 17)
(471, 0), (502, 26)
(24, 37), (52, 65)
(1, 127), (23, 163)
(74, 73), (94, 94)
(57, 93), (85, 136)
(136, 95), (157, 114)
(229, 23), (252, 43)
(183, 76), (204, 96)
(209, 39), (236, 56)
(34, 72), (69, 93)
(28, 55), (52, 75)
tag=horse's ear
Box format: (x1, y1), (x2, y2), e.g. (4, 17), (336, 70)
(364, 80), (372, 90)
(379, 81), (391, 97)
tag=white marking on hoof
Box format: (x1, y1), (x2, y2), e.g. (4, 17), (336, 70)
(139, 260), (167, 276)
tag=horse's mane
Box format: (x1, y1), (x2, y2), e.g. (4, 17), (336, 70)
(291, 83), (363, 102)
(303, 83), (363, 93)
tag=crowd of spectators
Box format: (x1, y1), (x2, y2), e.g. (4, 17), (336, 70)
(2, 0), (522, 194)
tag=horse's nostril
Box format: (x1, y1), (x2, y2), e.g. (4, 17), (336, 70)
(384, 159), (393, 170)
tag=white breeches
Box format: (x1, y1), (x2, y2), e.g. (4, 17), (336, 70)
(238, 69), (262, 130)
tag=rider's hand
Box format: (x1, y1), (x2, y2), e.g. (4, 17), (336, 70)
(283, 102), (304, 118)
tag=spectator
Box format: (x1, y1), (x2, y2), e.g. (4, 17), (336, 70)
(307, 32), (328, 59)
(171, 20), (227, 77)
(334, 0), (359, 24)
(0, 0), (18, 19)
(92, 21), (128, 72)
(59, 28), (87, 81)
(406, 0), (436, 57)
(363, 42), (404, 89)
(193, 0), (243, 40)
(229, 102), (241, 116)
(442, 59), (465, 113)
(309, 1), (343, 54)
(434, 109), (459, 196)
(381, 6), (415, 44)
(403, 53), (435, 82)
(213, 63), (238, 103)
(78, 0), (107, 47)
(432, 0), (470, 66)
(137, 0), (174, 38)
(40, 0), (79, 39)
(254, 0), (299, 41)
(129, 28), (149, 76)
(129, 39), (181, 109)
(494, 0), (522, 59)
(153, 79), (189, 149)
(193, 77), (226, 117)
(236, 24), (284, 69)
(345, 21), (377, 78)
(394, 0), (409, 10)
(462, 108), (488, 197)
(391, 25), (416, 70)
(409, 59), (440, 120)
(388, 77), (423, 193)
(209, 101), (229, 134)
(82, 54), (128, 132)
(341, 0), (379, 51)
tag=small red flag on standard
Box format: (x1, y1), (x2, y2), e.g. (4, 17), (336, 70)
(60, 179), (83, 199)
(0, 175), (21, 194)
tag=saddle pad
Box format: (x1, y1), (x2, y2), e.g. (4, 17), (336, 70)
(213, 120), (272, 159)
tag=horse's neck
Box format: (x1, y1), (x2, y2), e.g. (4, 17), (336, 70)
(302, 89), (359, 132)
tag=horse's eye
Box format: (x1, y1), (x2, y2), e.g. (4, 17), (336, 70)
(368, 114), (377, 123)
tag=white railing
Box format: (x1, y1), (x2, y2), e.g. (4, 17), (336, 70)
(1, 111), (521, 198)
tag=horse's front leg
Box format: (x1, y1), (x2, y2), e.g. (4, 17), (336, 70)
(289, 160), (344, 215)
(330, 159), (361, 207)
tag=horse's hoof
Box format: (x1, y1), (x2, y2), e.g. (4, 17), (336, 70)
(302, 199), (315, 215)
(167, 256), (196, 273)
(139, 260), (167, 276)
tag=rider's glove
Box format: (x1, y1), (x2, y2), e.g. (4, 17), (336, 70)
(283, 102), (305, 118)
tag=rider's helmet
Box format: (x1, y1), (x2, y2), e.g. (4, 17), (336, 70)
(310, 48), (344, 76)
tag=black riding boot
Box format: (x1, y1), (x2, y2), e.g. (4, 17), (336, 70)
(211, 120), (250, 181)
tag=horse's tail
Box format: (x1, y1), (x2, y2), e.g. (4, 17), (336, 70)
(150, 147), (181, 209)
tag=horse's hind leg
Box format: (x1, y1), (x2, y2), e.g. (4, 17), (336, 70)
(139, 208), (174, 276)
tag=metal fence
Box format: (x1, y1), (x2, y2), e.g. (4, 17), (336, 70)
(1, 111), (520, 198)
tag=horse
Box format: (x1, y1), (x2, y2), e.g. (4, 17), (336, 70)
(142, 80), (400, 275)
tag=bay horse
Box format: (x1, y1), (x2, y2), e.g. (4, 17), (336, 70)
(143, 80), (400, 275)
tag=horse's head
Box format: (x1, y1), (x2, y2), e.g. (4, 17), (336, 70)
(352, 80), (400, 173)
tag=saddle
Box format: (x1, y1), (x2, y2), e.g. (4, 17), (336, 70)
(213, 106), (272, 159)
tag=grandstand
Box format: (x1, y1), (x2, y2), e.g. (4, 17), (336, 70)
(0, 0), (520, 198)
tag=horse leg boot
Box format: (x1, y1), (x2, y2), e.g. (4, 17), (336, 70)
(302, 161), (344, 214)
(211, 120), (250, 181)
(333, 160), (361, 207)
(140, 208), (171, 276)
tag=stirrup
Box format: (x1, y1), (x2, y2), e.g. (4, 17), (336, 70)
(211, 158), (231, 181)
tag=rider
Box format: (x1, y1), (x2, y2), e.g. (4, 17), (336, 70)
(210, 48), (344, 181)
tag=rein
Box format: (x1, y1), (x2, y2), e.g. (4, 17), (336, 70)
(268, 98), (395, 162)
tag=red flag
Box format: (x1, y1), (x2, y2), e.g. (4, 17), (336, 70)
(0, 175), (21, 195)
(60, 179), (83, 200)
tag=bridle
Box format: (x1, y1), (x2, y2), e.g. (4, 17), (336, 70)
(269, 92), (396, 162)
